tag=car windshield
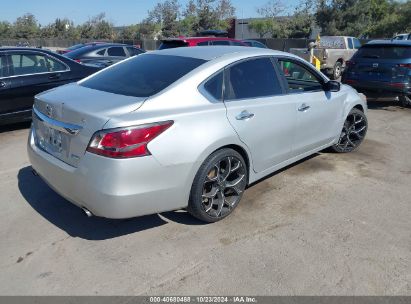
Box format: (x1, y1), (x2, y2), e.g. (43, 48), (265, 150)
(356, 45), (411, 59)
(159, 40), (189, 50)
(80, 54), (206, 97)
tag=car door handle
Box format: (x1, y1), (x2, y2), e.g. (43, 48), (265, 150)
(236, 110), (254, 120)
(298, 104), (310, 112)
(0, 81), (5, 88)
(48, 73), (61, 80)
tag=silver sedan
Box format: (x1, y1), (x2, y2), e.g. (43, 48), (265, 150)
(28, 46), (368, 222)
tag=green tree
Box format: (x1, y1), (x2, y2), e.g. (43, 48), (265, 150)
(13, 13), (39, 39)
(250, 0), (288, 38)
(0, 21), (13, 39)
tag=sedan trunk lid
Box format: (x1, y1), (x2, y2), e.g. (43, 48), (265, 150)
(32, 83), (146, 167)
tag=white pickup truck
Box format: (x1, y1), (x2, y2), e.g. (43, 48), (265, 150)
(290, 36), (362, 79)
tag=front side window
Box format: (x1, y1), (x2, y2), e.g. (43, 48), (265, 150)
(80, 54), (206, 97)
(10, 53), (49, 76)
(204, 71), (223, 101)
(0, 55), (7, 77)
(278, 59), (323, 92)
(107, 47), (126, 57)
(224, 57), (283, 100)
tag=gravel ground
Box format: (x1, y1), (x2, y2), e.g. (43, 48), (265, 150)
(0, 100), (410, 295)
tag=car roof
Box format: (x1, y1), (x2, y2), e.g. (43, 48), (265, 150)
(366, 40), (411, 46)
(0, 47), (58, 54)
(151, 45), (294, 61)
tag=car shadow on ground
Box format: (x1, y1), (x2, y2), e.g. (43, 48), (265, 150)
(0, 121), (31, 133)
(17, 166), (205, 241)
(366, 99), (409, 111)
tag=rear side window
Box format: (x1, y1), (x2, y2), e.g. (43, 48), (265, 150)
(356, 45), (411, 59)
(80, 54), (206, 97)
(96, 49), (106, 56)
(204, 71), (223, 101)
(159, 41), (189, 49)
(224, 57), (282, 100)
(46, 57), (67, 72)
(107, 47), (126, 57)
(197, 41), (210, 46)
(212, 40), (230, 46)
(353, 39), (362, 49)
(127, 47), (143, 56)
(347, 38), (354, 49)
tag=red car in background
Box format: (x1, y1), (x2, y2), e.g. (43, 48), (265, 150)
(159, 37), (248, 49)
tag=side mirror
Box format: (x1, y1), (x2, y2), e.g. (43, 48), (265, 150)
(324, 80), (341, 92)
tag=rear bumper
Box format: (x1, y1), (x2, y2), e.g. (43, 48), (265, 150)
(342, 79), (411, 97)
(27, 128), (194, 219)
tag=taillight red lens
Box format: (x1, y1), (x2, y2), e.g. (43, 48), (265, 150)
(346, 60), (355, 67)
(398, 63), (411, 69)
(86, 121), (173, 158)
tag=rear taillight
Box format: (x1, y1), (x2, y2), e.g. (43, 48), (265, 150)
(86, 121), (173, 158)
(397, 63), (411, 69)
(74, 59), (81, 63)
(346, 60), (355, 67)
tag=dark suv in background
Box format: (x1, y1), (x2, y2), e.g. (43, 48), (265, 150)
(63, 43), (145, 67)
(342, 40), (411, 107)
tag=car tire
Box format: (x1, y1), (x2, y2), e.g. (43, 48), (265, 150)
(187, 148), (248, 223)
(331, 61), (343, 80)
(331, 108), (368, 153)
(399, 95), (411, 108)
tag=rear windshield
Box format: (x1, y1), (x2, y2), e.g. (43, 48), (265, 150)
(80, 54), (206, 97)
(355, 45), (411, 59)
(159, 40), (189, 50)
(67, 43), (85, 51)
(64, 45), (96, 58)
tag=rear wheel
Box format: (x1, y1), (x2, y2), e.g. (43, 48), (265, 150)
(399, 95), (411, 108)
(188, 148), (247, 223)
(331, 61), (343, 80)
(331, 108), (368, 153)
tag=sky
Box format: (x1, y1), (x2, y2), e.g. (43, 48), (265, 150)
(0, 0), (300, 26)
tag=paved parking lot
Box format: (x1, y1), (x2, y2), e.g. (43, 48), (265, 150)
(0, 100), (410, 295)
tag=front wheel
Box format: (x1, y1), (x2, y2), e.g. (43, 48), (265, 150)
(187, 148), (248, 223)
(331, 108), (368, 153)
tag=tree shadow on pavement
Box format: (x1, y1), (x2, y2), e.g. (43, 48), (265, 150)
(17, 166), (203, 240)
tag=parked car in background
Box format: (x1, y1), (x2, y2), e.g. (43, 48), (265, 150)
(28, 46), (367, 223)
(242, 40), (268, 48)
(342, 40), (411, 107)
(63, 43), (145, 67)
(159, 37), (248, 49)
(393, 33), (410, 41)
(0, 48), (101, 125)
(56, 41), (106, 54)
(290, 36), (361, 79)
